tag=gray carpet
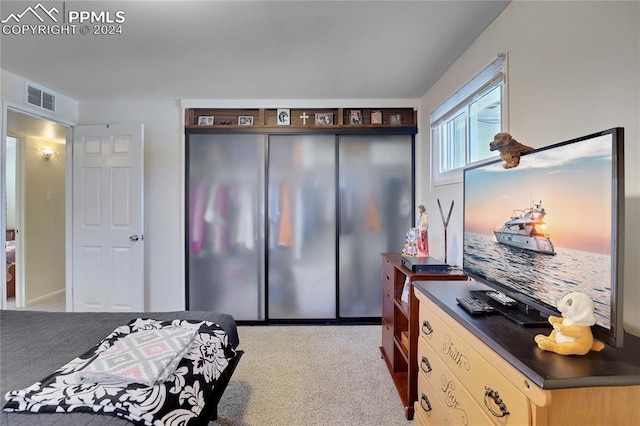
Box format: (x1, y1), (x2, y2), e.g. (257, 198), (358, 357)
(212, 325), (411, 426)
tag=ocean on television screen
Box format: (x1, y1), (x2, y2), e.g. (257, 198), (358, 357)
(464, 232), (611, 328)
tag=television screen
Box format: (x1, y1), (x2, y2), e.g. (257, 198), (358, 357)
(463, 128), (624, 347)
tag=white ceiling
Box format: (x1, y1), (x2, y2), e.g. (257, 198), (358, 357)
(1, 1), (509, 102)
(6, 108), (68, 143)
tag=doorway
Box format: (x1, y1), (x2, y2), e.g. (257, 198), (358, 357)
(3, 109), (67, 311)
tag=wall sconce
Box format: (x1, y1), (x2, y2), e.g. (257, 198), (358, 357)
(41, 147), (55, 160)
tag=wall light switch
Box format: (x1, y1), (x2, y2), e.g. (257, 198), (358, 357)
(45, 191), (52, 201)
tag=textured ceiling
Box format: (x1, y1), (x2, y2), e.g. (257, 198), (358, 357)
(1, 1), (509, 101)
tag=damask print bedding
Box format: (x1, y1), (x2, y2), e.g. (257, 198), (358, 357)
(76, 324), (198, 386)
(1, 310), (242, 426)
(5, 318), (234, 425)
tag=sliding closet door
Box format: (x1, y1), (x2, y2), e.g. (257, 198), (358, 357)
(338, 135), (412, 318)
(267, 135), (336, 319)
(186, 134), (265, 321)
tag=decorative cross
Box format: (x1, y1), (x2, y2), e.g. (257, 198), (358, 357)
(300, 112), (309, 125)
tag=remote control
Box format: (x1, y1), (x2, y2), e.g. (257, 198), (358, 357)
(486, 290), (517, 306)
(456, 296), (496, 315)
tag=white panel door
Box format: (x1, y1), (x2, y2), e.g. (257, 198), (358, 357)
(72, 124), (144, 312)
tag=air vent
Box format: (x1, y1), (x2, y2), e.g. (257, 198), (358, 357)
(24, 83), (56, 112)
(27, 85), (42, 106)
(42, 92), (56, 111)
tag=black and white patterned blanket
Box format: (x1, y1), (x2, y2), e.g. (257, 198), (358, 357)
(4, 318), (236, 426)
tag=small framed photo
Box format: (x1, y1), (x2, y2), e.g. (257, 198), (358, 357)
(349, 110), (362, 125)
(371, 111), (382, 125)
(390, 114), (402, 125)
(238, 115), (254, 126)
(315, 112), (334, 126)
(277, 109), (290, 125)
(198, 115), (214, 126)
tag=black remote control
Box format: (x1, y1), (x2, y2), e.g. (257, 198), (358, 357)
(486, 290), (517, 306)
(456, 296), (496, 315)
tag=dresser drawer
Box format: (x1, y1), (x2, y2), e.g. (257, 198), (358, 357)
(381, 318), (394, 366)
(412, 402), (429, 426)
(382, 272), (394, 337)
(382, 271), (393, 304)
(418, 299), (534, 425)
(382, 257), (395, 282)
(419, 337), (503, 425)
(416, 366), (461, 426)
(382, 270), (393, 296)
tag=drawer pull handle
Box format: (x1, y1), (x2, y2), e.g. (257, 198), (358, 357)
(420, 393), (433, 412)
(422, 320), (433, 335)
(484, 386), (510, 418)
(420, 356), (432, 373)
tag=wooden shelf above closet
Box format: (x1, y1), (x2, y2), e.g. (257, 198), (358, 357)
(185, 107), (418, 134)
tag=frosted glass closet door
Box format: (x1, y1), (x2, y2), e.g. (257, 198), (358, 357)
(268, 135), (336, 319)
(338, 135), (412, 317)
(187, 134), (265, 321)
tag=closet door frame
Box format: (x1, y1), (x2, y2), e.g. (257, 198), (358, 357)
(185, 126), (416, 325)
(184, 131), (267, 320)
(336, 133), (416, 322)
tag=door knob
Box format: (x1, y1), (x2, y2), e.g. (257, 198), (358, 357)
(129, 234), (140, 242)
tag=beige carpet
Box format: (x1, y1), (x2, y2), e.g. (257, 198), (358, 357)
(212, 325), (411, 426)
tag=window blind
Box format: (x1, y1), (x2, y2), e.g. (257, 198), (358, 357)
(431, 53), (506, 127)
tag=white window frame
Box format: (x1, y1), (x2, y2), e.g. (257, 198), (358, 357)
(431, 54), (508, 186)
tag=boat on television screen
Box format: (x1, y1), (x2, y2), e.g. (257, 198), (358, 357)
(493, 201), (556, 255)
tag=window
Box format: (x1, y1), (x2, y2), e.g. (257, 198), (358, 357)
(431, 54), (507, 185)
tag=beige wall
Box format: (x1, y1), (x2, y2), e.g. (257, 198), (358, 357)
(5, 137), (17, 228)
(419, 1), (640, 334)
(24, 137), (66, 304)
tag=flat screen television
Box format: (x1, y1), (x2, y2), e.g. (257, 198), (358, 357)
(463, 128), (625, 347)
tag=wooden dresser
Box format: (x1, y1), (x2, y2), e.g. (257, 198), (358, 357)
(413, 280), (640, 425)
(380, 253), (468, 420)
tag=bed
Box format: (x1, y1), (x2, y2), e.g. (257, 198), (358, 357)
(5, 261), (15, 298)
(0, 310), (242, 425)
(5, 229), (15, 298)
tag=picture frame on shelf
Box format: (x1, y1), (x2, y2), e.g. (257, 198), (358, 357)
(349, 110), (363, 125)
(198, 116), (214, 126)
(277, 109), (290, 125)
(371, 110), (382, 124)
(401, 276), (410, 303)
(315, 112), (334, 125)
(390, 114), (402, 125)
(238, 116), (254, 126)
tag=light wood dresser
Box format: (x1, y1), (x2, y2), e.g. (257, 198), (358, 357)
(413, 280), (640, 426)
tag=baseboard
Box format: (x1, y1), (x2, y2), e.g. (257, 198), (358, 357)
(26, 288), (65, 307)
